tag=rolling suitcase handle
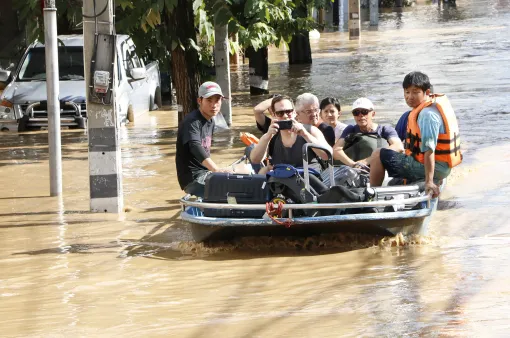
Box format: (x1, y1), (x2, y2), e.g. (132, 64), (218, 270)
(302, 143), (335, 192)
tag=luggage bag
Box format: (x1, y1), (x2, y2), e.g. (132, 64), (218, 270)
(203, 173), (269, 218)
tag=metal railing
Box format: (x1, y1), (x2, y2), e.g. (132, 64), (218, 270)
(180, 194), (432, 211)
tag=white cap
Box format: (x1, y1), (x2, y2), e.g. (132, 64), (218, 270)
(352, 97), (374, 111)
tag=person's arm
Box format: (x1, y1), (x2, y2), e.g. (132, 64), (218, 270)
(418, 108), (443, 198)
(253, 98), (273, 127)
(387, 137), (404, 153)
(424, 150), (439, 198)
(250, 122), (279, 164)
(296, 123), (332, 160)
(189, 141), (232, 173)
(201, 157), (221, 172)
(333, 138), (357, 167)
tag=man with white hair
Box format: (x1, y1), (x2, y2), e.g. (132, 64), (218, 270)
(295, 93), (336, 147)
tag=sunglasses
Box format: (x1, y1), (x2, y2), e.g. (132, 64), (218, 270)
(274, 109), (295, 117)
(352, 109), (372, 117)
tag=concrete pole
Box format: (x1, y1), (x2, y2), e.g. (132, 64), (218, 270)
(83, 0), (123, 213)
(370, 0), (379, 26)
(348, 0), (361, 40)
(43, 0), (62, 197)
(214, 25), (232, 126)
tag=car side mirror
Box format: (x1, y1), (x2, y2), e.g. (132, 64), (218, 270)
(130, 67), (146, 80)
(0, 69), (11, 83)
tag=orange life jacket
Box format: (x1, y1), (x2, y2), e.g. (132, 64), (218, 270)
(404, 94), (462, 168)
(240, 132), (260, 146)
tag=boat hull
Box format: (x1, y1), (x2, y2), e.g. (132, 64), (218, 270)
(181, 203), (437, 242)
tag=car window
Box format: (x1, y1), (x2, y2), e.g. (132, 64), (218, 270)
(18, 46), (85, 81)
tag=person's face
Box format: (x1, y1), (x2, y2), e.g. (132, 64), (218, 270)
(297, 103), (320, 125)
(404, 85), (430, 108)
(321, 104), (340, 126)
(272, 99), (296, 121)
(198, 95), (223, 119)
(352, 108), (375, 128)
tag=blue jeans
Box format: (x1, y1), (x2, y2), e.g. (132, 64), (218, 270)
(183, 171), (211, 198)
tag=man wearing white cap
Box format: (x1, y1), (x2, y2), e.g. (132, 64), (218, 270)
(332, 97), (403, 169)
(176, 81), (232, 197)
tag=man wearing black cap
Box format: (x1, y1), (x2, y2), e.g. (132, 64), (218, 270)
(176, 81), (232, 197)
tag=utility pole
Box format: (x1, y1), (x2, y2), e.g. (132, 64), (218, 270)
(348, 0), (361, 40)
(370, 0), (379, 26)
(83, 0), (123, 213)
(43, 0), (62, 196)
(214, 25), (232, 126)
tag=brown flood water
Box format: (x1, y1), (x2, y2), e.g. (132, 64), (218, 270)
(2, 0), (510, 336)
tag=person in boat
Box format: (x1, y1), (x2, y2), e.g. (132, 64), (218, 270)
(333, 97), (403, 169)
(295, 93), (336, 147)
(320, 97), (348, 142)
(395, 85), (434, 141)
(175, 81), (233, 197)
(369, 71), (462, 197)
(249, 95), (332, 175)
(253, 94), (281, 134)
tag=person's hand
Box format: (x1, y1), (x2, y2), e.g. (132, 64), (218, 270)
(291, 120), (305, 135)
(217, 167), (234, 174)
(425, 181), (440, 198)
(266, 122), (280, 138)
(353, 161), (370, 173)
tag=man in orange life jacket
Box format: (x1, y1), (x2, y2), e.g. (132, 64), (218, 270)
(369, 71), (462, 197)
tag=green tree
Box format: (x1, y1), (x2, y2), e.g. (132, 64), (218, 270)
(16, 0), (318, 120)
(16, 0), (82, 43)
(206, 0), (316, 94)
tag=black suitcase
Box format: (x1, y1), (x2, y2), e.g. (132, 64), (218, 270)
(203, 173), (269, 218)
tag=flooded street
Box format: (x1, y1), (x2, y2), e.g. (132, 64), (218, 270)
(1, 0), (510, 336)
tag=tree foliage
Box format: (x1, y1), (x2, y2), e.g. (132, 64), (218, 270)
(16, 0), (83, 43)
(15, 0), (322, 119)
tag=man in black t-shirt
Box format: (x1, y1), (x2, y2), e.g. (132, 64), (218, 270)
(176, 81), (232, 197)
(254, 93), (335, 147)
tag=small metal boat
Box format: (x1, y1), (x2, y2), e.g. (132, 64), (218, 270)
(179, 144), (439, 242)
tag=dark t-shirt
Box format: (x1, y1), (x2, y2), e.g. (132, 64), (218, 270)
(258, 115), (335, 146)
(317, 122), (336, 147)
(396, 111), (410, 141)
(340, 124), (398, 141)
(257, 115), (272, 134)
(176, 109), (215, 189)
(267, 124), (320, 170)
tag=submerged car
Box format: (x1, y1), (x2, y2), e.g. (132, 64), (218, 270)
(0, 34), (161, 131)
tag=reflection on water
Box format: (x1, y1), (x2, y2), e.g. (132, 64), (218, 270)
(1, 0), (510, 336)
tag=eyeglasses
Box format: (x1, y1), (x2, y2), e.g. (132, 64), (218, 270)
(301, 108), (320, 115)
(274, 109), (295, 117)
(352, 109), (372, 117)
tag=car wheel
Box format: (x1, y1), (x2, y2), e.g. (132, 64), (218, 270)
(18, 115), (31, 132)
(150, 87), (162, 111)
(127, 105), (135, 124)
